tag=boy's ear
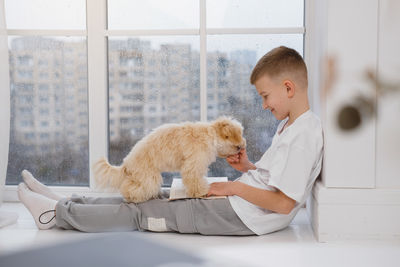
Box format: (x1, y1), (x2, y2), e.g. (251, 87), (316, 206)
(284, 80), (295, 98)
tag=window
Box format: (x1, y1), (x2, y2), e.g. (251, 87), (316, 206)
(5, 0), (304, 189)
(108, 36), (201, 174)
(108, 0), (304, 185)
(5, 0), (89, 186)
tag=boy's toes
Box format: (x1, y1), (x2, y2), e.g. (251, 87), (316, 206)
(18, 182), (30, 192)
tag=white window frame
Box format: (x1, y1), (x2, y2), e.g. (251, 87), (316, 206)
(4, 0), (311, 201)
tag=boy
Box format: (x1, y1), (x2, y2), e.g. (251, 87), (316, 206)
(18, 46), (323, 235)
(208, 46), (323, 234)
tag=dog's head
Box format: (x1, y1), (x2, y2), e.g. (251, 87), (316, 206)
(212, 116), (246, 158)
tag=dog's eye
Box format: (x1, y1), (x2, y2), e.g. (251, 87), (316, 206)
(225, 136), (229, 139)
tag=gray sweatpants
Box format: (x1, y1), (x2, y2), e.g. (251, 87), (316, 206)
(55, 193), (254, 236)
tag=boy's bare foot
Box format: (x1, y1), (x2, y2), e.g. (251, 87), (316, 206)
(17, 183), (57, 230)
(21, 170), (65, 201)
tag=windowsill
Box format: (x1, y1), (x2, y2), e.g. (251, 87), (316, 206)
(1, 203), (399, 267)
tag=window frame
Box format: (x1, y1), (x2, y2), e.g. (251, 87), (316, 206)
(4, 0), (313, 201)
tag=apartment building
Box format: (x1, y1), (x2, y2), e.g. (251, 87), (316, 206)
(9, 37), (88, 157)
(8, 36), (261, 183)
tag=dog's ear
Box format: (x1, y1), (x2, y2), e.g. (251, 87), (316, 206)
(212, 117), (242, 140)
(213, 117), (229, 138)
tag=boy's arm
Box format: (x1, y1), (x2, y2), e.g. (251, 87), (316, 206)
(207, 181), (296, 215)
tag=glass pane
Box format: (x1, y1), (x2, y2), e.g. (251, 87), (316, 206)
(7, 36), (89, 186)
(5, 0), (86, 30)
(108, 36), (200, 186)
(108, 0), (199, 30)
(207, 0), (304, 28)
(207, 34), (303, 180)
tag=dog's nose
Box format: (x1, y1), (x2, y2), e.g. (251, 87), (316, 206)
(236, 146), (242, 150)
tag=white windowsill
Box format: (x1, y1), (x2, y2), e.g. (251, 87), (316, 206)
(1, 203), (399, 267)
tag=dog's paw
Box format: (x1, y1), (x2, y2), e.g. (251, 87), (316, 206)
(120, 179), (159, 203)
(186, 180), (209, 198)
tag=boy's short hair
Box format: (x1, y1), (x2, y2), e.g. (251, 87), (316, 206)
(250, 46), (308, 89)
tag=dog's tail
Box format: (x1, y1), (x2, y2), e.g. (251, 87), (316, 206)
(93, 157), (125, 190)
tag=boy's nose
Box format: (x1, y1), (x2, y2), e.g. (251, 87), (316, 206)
(261, 98), (268, 109)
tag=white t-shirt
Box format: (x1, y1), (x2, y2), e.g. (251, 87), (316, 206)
(228, 110), (324, 235)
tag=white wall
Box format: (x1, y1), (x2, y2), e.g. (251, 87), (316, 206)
(322, 0), (378, 188)
(309, 0), (400, 241)
(321, 0), (400, 190)
(376, 0), (400, 188)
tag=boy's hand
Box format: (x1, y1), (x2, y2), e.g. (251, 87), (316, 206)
(226, 148), (256, 172)
(207, 181), (237, 197)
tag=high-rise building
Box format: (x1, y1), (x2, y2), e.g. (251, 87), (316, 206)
(9, 37), (88, 157)
(108, 39), (198, 143)
(8, 36), (271, 184)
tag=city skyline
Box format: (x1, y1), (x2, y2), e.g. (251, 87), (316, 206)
(6, 36), (278, 186)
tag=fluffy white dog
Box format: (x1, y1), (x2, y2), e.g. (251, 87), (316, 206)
(93, 117), (246, 203)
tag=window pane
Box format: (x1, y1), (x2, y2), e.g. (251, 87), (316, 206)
(5, 0), (86, 30)
(108, 36), (200, 186)
(207, 0), (304, 28)
(207, 34), (303, 179)
(7, 36), (89, 186)
(108, 0), (199, 30)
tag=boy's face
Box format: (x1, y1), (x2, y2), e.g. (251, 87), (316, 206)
(254, 74), (290, 121)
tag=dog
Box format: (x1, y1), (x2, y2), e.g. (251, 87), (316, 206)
(93, 117), (246, 203)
